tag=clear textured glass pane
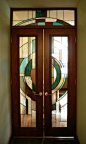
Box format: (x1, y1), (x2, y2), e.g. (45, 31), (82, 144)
(33, 11), (36, 18)
(19, 37), (36, 127)
(47, 10), (50, 17)
(50, 10), (57, 18)
(57, 10), (64, 20)
(13, 11), (29, 20)
(51, 36), (68, 127)
(64, 10), (74, 21)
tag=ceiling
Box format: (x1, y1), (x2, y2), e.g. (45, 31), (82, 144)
(5, 0), (81, 8)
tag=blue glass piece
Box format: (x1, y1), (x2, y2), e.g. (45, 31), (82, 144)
(53, 22), (64, 26)
(20, 58), (28, 74)
(38, 22), (45, 26)
(36, 10), (45, 18)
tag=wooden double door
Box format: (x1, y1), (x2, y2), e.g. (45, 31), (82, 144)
(11, 28), (76, 137)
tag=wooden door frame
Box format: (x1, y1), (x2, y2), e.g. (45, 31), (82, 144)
(44, 28), (77, 136)
(11, 28), (43, 136)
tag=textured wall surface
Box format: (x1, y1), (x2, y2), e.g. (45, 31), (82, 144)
(77, 0), (86, 143)
(0, 0), (12, 144)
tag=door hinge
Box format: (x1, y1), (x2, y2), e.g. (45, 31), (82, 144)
(11, 38), (12, 43)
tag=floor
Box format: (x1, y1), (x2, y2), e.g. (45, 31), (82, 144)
(10, 138), (80, 144)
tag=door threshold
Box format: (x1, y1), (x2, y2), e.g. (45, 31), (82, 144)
(13, 136), (74, 140)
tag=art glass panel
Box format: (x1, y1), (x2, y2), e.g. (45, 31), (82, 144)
(19, 37), (36, 127)
(13, 10), (75, 26)
(51, 36), (68, 127)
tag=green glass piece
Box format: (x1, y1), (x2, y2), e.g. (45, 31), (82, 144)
(38, 22), (45, 26)
(32, 39), (35, 53)
(53, 22), (64, 26)
(36, 10), (45, 18)
(25, 60), (32, 76)
(52, 103), (56, 111)
(20, 58), (28, 74)
(32, 83), (36, 91)
(52, 60), (61, 90)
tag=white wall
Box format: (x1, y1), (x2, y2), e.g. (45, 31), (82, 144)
(0, 0), (12, 144)
(77, 0), (86, 143)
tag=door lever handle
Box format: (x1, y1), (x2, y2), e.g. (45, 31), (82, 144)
(34, 92), (42, 96)
(45, 92), (52, 96)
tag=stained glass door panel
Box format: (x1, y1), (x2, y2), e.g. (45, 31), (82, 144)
(19, 37), (36, 127)
(44, 29), (76, 136)
(12, 29), (43, 136)
(51, 36), (68, 127)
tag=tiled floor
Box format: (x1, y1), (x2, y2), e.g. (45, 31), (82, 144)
(10, 138), (80, 144)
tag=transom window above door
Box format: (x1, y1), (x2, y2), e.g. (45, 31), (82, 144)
(12, 9), (76, 26)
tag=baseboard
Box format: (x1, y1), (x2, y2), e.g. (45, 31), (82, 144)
(8, 134), (80, 144)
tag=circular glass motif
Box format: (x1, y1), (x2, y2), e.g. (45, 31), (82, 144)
(20, 56), (65, 93)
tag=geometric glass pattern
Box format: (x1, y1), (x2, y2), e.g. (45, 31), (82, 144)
(51, 37), (68, 127)
(19, 37), (36, 127)
(13, 10), (75, 26)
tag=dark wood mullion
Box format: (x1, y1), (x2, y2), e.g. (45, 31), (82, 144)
(11, 26), (77, 29)
(36, 29), (43, 136)
(44, 29), (51, 135)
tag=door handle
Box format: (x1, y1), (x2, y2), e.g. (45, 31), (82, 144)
(45, 92), (52, 96)
(34, 92), (42, 96)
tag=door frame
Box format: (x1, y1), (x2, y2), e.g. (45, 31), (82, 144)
(44, 28), (76, 136)
(11, 26), (77, 137)
(11, 28), (43, 136)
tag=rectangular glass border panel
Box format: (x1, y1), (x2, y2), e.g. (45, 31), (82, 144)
(11, 8), (76, 26)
